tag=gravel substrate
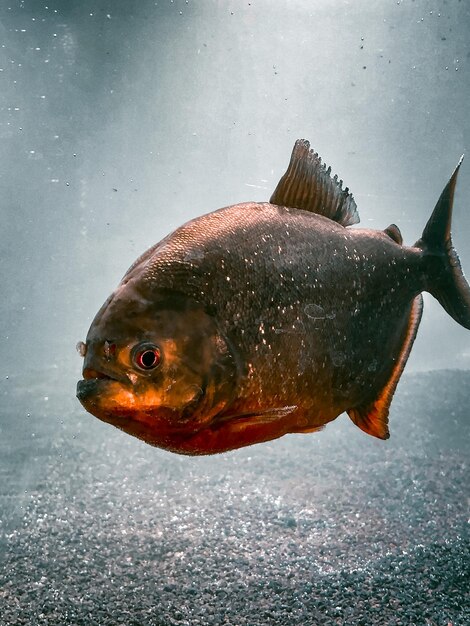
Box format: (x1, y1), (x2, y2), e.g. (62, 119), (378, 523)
(0, 368), (469, 625)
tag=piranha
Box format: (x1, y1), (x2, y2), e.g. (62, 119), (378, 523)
(76, 140), (470, 455)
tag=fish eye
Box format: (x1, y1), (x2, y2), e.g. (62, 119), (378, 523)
(132, 343), (162, 371)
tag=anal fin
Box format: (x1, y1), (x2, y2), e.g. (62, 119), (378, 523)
(347, 295), (424, 440)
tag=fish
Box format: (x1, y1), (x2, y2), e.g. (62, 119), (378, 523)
(76, 139), (470, 455)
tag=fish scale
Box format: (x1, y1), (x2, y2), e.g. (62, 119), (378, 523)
(76, 140), (470, 455)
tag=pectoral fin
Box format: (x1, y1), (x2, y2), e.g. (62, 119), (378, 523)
(221, 405), (298, 427)
(347, 295), (423, 439)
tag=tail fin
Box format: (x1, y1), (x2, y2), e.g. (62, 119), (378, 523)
(415, 156), (470, 329)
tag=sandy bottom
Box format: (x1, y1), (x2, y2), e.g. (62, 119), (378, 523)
(0, 369), (468, 625)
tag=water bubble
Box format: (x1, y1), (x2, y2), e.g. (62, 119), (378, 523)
(305, 304), (325, 319)
(332, 353), (346, 367)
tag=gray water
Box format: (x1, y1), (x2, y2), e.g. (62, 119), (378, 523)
(1, 2), (469, 624)
(1, 0), (469, 374)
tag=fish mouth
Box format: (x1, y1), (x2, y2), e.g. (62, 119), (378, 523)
(76, 368), (120, 401)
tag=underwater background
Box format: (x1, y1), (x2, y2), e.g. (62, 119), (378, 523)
(1, 1), (469, 624)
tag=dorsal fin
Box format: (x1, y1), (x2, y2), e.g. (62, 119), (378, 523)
(270, 139), (360, 227)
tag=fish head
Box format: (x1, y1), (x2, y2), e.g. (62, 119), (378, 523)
(76, 278), (237, 451)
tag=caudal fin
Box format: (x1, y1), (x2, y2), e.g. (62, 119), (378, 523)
(415, 156), (470, 329)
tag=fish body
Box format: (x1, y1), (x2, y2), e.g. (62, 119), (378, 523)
(77, 141), (470, 455)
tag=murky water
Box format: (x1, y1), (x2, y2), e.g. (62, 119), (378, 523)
(1, 1), (469, 624)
